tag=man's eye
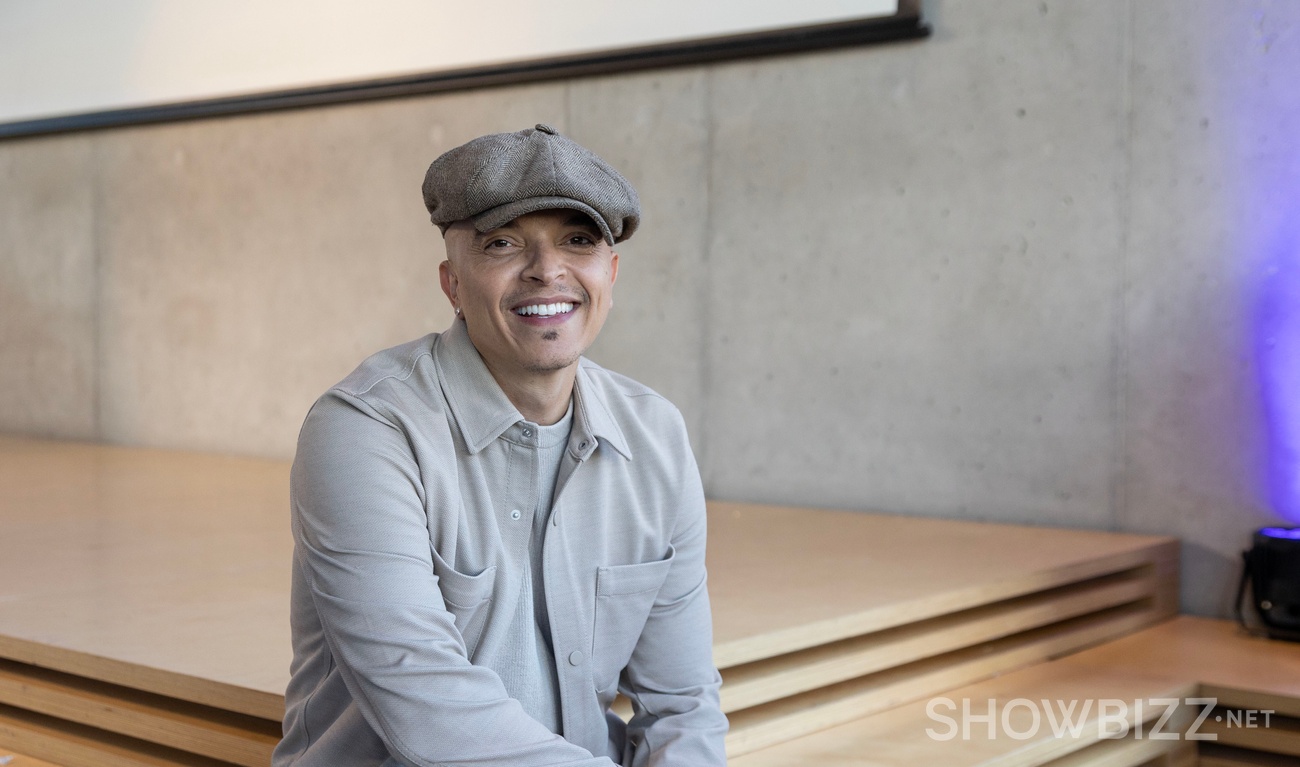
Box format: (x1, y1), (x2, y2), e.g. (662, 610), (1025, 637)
(485, 239), (513, 249)
(568, 235), (595, 246)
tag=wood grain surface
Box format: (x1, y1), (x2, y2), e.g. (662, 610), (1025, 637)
(0, 437), (290, 720)
(704, 500), (1178, 666)
(0, 435), (1191, 764)
(729, 651), (1200, 766)
(731, 616), (1300, 766)
(0, 745), (66, 767)
(0, 436), (1180, 716)
(1063, 617), (1300, 713)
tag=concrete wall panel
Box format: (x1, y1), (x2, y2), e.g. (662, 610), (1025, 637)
(96, 85), (568, 457)
(0, 134), (97, 438)
(568, 69), (711, 446)
(702, 1), (1129, 526)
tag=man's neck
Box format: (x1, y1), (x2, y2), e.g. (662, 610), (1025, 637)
(485, 364), (577, 425)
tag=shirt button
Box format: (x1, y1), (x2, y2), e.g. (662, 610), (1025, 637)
(522, 428), (533, 437)
(568, 650), (584, 666)
(510, 509), (521, 520)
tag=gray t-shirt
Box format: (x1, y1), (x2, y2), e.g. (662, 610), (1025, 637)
(491, 402), (573, 733)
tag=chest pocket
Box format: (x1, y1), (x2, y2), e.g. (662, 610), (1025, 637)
(591, 546), (676, 694)
(430, 547), (497, 659)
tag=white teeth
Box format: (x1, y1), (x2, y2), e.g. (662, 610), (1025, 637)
(515, 302), (574, 317)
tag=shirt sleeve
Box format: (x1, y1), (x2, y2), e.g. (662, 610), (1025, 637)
(619, 427), (730, 766)
(291, 390), (618, 767)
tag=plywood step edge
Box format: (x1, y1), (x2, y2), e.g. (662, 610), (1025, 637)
(0, 659), (276, 767)
(724, 600), (1171, 756)
(721, 565), (1161, 711)
(0, 704), (242, 767)
(0, 637), (283, 723)
(714, 541), (1178, 669)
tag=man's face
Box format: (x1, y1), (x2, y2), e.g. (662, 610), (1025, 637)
(440, 209), (619, 382)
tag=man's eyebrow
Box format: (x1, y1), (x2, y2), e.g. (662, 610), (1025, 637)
(471, 225), (514, 242)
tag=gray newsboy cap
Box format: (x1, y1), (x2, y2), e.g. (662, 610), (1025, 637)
(422, 124), (640, 245)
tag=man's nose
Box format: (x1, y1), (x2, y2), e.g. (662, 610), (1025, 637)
(521, 243), (565, 283)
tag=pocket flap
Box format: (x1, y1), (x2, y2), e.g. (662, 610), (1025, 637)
(596, 545), (676, 597)
(430, 547), (496, 608)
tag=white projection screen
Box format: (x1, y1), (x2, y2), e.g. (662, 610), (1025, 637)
(0, 0), (925, 137)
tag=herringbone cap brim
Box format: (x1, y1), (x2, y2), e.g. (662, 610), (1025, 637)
(422, 124), (640, 244)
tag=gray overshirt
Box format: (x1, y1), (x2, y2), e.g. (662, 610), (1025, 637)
(274, 319), (728, 766)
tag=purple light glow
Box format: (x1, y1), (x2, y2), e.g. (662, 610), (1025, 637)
(1257, 223), (1300, 524)
(1260, 526), (1300, 540)
(1231, 7), (1300, 526)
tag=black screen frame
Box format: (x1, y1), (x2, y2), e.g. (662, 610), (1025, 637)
(0, 1), (928, 140)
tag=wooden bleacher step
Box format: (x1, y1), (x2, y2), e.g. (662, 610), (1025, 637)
(730, 617), (1300, 767)
(724, 600), (1162, 755)
(0, 703), (243, 767)
(704, 501), (1179, 671)
(729, 642), (1204, 766)
(1199, 743), (1300, 767)
(0, 748), (67, 767)
(720, 564), (1161, 711)
(1064, 617), (1300, 765)
(1198, 706), (1300, 759)
(1049, 737), (1196, 767)
(0, 636), (283, 725)
(0, 659), (277, 767)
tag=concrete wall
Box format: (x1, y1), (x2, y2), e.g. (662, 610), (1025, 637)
(2, 0), (1297, 617)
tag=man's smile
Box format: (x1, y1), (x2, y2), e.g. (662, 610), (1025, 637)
(513, 301), (576, 317)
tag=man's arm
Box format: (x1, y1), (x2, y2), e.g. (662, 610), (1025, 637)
(292, 391), (616, 767)
(619, 442), (729, 766)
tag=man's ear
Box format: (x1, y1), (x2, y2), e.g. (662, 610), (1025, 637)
(604, 251), (618, 309)
(439, 260), (459, 315)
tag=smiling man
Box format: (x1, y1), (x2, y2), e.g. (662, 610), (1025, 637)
(274, 125), (728, 767)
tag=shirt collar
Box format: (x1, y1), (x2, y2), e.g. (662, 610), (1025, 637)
(434, 319), (631, 461)
(572, 359), (631, 461)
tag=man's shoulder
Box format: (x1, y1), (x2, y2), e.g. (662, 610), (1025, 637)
(296, 333), (448, 458)
(329, 333), (441, 402)
(577, 356), (670, 403)
(576, 357), (685, 431)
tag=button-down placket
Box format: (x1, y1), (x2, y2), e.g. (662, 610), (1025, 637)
(541, 365), (635, 739)
(501, 421), (541, 535)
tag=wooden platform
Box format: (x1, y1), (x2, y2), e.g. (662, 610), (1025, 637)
(730, 617), (1300, 766)
(730, 646), (1202, 766)
(0, 436), (1180, 765)
(0, 745), (65, 767)
(1068, 618), (1300, 763)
